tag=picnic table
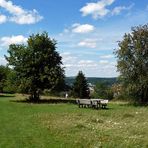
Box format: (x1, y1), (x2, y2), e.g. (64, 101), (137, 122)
(76, 99), (108, 109)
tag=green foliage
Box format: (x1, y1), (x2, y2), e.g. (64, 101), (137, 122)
(0, 65), (17, 93)
(72, 71), (89, 98)
(5, 32), (65, 101)
(3, 68), (17, 93)
(115, 24), (148, 103)
(92, 82), (113, 100)
(0, 65), (8, 92)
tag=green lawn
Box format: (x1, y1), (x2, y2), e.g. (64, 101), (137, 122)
(0, 94), (148, 148)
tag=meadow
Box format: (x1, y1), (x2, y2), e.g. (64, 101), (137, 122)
(0, 94), (148, 148)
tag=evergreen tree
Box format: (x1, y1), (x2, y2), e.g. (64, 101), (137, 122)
(72, 71), (89, 98)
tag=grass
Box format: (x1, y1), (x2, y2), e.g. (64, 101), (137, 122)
(0, 94), (148, 148)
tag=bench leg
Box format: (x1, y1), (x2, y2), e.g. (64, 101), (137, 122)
(102, 104), (107, 109)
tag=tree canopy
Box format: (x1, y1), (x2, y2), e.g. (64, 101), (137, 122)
(72, 71), (89, 99)
(5, 32), (65, 101)
(115, 24), (148, 103)
(93, 82), (113, 100)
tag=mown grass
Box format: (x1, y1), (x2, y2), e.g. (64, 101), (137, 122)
(0, 94), (148, 148)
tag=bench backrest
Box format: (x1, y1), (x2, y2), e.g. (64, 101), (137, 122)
(76, 99), (108, 105)
(100, 100), (108, 104)
(77, 99), (91, 105)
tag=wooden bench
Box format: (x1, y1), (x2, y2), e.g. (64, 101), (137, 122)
(76, 99), (108, 109)
(91, 99), (108, 109)
(90, 99), (101, 109)
(100, 99), (108, 109)
(76, 99), (92, 108)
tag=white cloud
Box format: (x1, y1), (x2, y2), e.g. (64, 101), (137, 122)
(61, 52), (97, 68)
(0, 35), (27, 47)
(0, 0), (43, 24)
(0, 14), (7, 23)
(112, 6), (126, 15)
(99, 60), (109, 64)
(111, 4), (134, 15)
(10, 9), (43, 25)
(66, 59), (118, 77)
(78, 39), (97, 48)
(78, 60), (94, 64)
(78, 60), (95, 66)
(80, 0), (115, 19)
(72, 24), (95, 33)
(78, 60), (97, 67)
(80, 0), (134, 19)
(100, 54), (114, 59)
(60, 52), (118, 77)
(0, 56), (7, 65)
(63, 29), (69, 33)
(61, 52), (78, 64)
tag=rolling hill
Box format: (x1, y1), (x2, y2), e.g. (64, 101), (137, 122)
(65, 77), (118, 86)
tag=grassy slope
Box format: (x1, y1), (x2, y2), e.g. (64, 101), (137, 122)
(0, 95), (148, 148)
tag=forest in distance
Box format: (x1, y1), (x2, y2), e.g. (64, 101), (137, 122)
(65, 77), (117, 86)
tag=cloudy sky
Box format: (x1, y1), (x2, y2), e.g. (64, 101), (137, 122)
(0, 0), (148, 77)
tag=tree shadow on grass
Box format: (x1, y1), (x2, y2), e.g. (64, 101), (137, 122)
(119, 102), (148, 107)
(10, 98), (111, 110)
(0, 94), (15, 98)
(10, 98), (77, 104)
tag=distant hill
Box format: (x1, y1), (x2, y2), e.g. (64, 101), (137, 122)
(65, 77), (118, 86)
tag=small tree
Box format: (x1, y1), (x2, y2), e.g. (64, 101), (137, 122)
(115, 24), (148, 103)
(92, 82), (113, 100)
(5, 32), (65, 101)
(72, 71), (89, 98)
(0, 65), (9, 93)
(3, 69), (17, 93)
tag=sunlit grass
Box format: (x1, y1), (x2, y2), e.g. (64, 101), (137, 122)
(0, 94), (148, 147)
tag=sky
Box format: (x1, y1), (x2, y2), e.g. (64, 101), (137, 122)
(0, 0), (148, 77)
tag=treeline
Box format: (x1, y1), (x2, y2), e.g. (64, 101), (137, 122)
(0, 65), (17, 93)
(65, 77), (117, 86)
(0, 24), (148, 104)
(0, 66), (114, 100)
(0, 65), (115, 100)
(0, 65), (65, 94)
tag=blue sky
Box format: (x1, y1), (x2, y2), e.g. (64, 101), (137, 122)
(0, 0), (148, 77)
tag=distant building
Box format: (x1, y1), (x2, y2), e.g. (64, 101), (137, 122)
(65, 92), (68, 98)
(88, 83), (95, 93)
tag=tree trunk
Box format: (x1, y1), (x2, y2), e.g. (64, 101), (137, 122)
(140, 86), (148, 104)
(29, 89), (40, 102)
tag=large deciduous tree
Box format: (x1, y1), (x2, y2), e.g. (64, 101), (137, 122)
(115, 24), (148, 103)
(72, 71), (90, 98)
(5, 32), (65, 101)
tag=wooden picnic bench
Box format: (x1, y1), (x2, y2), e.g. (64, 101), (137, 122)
(76, 99), (92, 108)
(76, 99), (108, 109)
(100, 99), (108, 109)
